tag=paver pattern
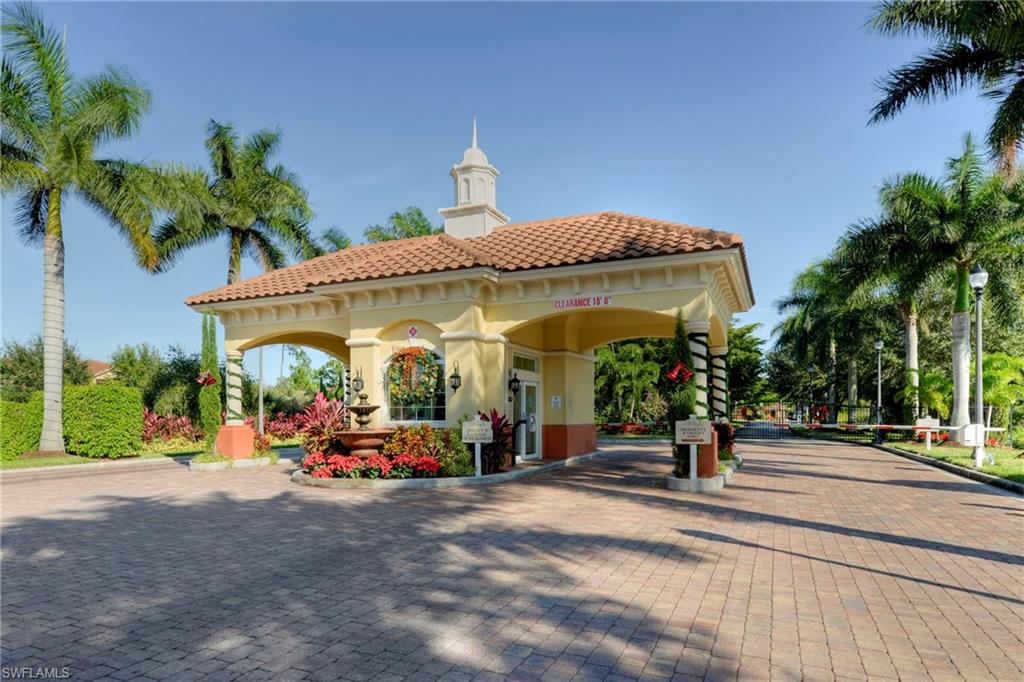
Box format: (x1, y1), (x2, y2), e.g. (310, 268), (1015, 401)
(2, 440), (1022, 681)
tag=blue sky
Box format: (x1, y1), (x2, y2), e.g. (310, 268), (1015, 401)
(1, 2), (988, 382)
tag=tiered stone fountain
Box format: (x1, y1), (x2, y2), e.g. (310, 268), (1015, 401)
(337, 387), (392, 457)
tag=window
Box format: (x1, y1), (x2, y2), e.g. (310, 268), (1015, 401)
(386, 349), (446, 422)
(512, 354), (538, 373)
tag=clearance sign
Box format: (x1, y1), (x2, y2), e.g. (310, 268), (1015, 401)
(554, 295), (613, 310)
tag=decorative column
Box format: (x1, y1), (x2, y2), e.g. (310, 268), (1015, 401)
(687, 323), (711, 418)
(216, 349), (255, 459)
(225, 350), (245, 424)
(709, 345), (728, 420)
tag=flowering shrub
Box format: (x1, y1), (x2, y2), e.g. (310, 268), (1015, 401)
(914, 429), (949, 443)
(478, 409), (514, 474)
(268, 412), (300, 439)
(382, 424), (473, 476)
(142, 408), (201, 443)
(254, 432), (272, 454)
(301, 450), (442, 480)
(297, 393), (349, 453)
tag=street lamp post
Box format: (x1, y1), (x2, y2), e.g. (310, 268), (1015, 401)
(874, 338), (883, 444)
(969, 264), (991, 467)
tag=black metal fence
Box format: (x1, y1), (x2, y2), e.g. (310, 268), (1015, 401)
(731, 402), (885, 442)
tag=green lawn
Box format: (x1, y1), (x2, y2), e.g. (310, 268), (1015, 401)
(888, 442), (1024, 483)
(0, 438), (302, 470)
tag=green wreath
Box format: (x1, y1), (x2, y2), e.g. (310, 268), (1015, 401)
(387, 347), (440, 406)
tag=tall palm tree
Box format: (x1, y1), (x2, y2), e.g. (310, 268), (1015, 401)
(869, 0), (1024, 174)
(157, 121), (320, 284)
(874, 135), (1023, 428)
(834, 212), (936, 418)
(363, 206), (441, 243)
(775, 261), (883, 422)
(2, 3), (168, 452)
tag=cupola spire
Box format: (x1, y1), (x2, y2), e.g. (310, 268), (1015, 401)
(440, 119), (508, 239)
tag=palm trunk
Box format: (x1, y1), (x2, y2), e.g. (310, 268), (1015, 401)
(227, 231), (242, 284)
(39, 189), (65, 453)
(901, 302), (919, 419)
(827, 337), (837, 420)
(846, 357), (858, 423)
(950, 266), (971, 429)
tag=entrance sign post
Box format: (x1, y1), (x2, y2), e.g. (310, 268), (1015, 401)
(462, 416), (493, 478)
(675, 416), (712, 481)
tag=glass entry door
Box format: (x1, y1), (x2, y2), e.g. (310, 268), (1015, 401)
(514, 381), (539, 458)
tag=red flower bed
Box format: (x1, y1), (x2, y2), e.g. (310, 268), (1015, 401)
(301, 450), (442, 480)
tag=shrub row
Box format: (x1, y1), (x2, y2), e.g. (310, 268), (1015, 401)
(0, 384), (143, 460)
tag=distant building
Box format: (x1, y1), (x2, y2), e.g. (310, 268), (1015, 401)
(87, 360), (115, 384)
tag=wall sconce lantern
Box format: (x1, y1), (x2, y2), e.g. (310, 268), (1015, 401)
(449, 361), (462, 394)
(508, 371), (521, 398)
(351, 366), (365, 394)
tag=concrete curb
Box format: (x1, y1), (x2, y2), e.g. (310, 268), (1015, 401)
(291, 450), (605, 489)
(872, 444), (1024, 496)
(189, 456), (293, 472)
(0, 455), (190, 481)
(664, 454), (743, 493)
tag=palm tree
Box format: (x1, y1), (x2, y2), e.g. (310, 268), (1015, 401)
(900, 371), (952, 420)
(595, 344), (660, 422)
(834, 211), (936, 419)
(775, 261), (883, 422)
(321, 227), (351, 251)
(2, 3), (168, 452)
(869, 1), (1024, 174)
(875, 135), (1023, 428)
(364, 206), (442, 243)
(774, 262), (841, 413)
(157, 121), (320, 284)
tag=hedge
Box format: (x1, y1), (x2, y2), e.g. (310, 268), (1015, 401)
(64, 384), (143, 458)
(0, 394), (42, 460)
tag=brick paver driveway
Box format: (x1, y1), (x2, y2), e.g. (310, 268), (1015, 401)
(2, 440), (1022, 681)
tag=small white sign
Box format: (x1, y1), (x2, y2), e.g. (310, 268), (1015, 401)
(550, 395), (562, 409)
(675, 418), (712, 445)
(914, 417), (940, 429)
(462, 419), (493, 444)
(958, 424), (985, 446)
(528, 414), (537, 432)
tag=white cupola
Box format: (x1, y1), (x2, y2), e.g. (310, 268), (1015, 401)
(440, 119), (509, 239)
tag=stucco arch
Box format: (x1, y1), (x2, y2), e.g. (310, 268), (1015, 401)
(504, 308), (698, 353)
(236, 331), (351, 363)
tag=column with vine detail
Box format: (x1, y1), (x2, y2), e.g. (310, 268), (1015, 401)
(687, 324), (710, 418)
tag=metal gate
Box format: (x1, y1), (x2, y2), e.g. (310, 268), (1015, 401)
(731, 402), (878, 440)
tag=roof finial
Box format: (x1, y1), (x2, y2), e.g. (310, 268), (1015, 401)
(471, 117), (478, 149)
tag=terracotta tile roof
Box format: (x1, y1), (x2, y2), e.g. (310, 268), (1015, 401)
(186, 211), (746, 306)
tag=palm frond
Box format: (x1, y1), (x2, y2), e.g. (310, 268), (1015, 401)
(869, 0), (1022, 41)
(154, 215), (224, 271)
(321, 227), (351, 251)
(1, 2), (68, 123)
(76, 159), (160, 269)
(987, 74), (1024, 174)
(205, 120), (239, 181)
(869, 43), (999, 123)
(14, 185), (47, 245)
(65, 65), (151, 145)
(244, 228), (287, 272)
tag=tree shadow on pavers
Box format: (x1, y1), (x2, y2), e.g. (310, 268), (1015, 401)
(0, 477), (713, 680)
(560, 479), (1024, 567)
(678, 529), (1024, 608)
